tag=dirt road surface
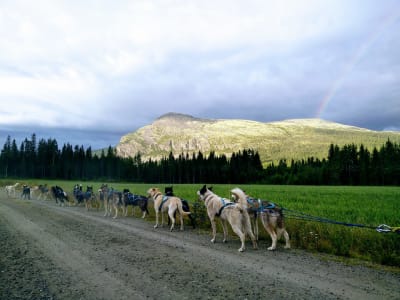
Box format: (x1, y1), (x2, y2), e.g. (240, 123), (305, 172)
(0, 194), (399, 300)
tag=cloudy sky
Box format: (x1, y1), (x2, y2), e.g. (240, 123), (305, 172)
(1, 0), (399, 149)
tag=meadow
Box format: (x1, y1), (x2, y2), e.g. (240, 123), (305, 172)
(2, 179), (399, 267)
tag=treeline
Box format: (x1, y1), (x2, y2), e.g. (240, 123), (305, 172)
(0, 134), (263, 183)
(265, 140), (400, 185)
(0, 134), (399, 185)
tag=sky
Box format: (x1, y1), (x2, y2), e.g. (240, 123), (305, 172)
(1, 0), (400, 150)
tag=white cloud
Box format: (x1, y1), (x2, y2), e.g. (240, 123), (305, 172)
(0, 0), (399, 141)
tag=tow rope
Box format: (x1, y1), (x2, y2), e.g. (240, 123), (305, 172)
(282, 208), (400, 234)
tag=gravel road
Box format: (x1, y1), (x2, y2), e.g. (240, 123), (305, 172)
(0, 194), (399, 300)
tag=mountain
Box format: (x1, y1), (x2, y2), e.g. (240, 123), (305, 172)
(115, 112), (400, 165)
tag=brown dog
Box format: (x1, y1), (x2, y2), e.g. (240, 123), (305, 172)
(231, 187), (290, 250)
(197, 185), (257, 252)
(147, 187), (190, 231)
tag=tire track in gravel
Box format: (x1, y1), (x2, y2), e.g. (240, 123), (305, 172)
(0, 201), (149, 300)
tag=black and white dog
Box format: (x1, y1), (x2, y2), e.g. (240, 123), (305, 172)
(165, 186), (196, 229)
(122, 189), (149, 218)
(51, 186), (68, 206)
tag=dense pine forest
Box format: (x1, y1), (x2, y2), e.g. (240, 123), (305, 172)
(0, 134), (399, 185)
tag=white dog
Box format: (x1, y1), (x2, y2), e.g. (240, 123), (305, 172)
(5, 182), (19, 198)
(147, 187), (190, 231)
(197, 185), (257, 252)
(231, 187), (290, 251)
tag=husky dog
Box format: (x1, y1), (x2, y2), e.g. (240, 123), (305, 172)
(102, 186), (123, 219)
(197, 185), (257, 252)
(74, 185), (96, 210)
(51, 186), (69, 206)
(147, 187), (191, 231)
(165, 187), (196, 229)
(21, 185), (31, 200)
(110, 189), (123, 219)
(122, 189), (149, 218)
(100, 184), (111, 217)
(5, 182), (19, 198)
(231, 187), (290, 250)
(37, 184), (50, 200)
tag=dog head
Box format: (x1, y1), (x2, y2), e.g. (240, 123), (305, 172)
(147, 187), (160, 198)
(165, 186), (174, 196)
(197, 185), (213, 200)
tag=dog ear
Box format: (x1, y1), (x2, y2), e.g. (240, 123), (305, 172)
(209, 186), (213, 191)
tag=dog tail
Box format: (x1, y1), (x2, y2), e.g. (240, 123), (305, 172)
(230, 188), (248, 210)
(177, 201), (191, 216)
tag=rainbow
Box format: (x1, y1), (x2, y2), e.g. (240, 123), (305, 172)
(315, 9), (400, 119)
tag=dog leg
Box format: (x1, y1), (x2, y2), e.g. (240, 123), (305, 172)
(254, 216), (259, 240)
(260, 214), (277, 250)
(266, 225), (278, 251)
(179, 213), (184, 231)
(168, 208), (176, 231)
(221, 219), (229, 243)
(284, 230), (291, 249)
(107, 202), (112, 217)
(104, 200), (108, 217)
(161, 210), (165, 228)
(244, 216), (258, 250)
(179, 208), (184, 231)
(113, 204), (118, 219)
(278, 228), (291, 249)
(123, 206), (128, 217)
(210, 218), (217, 243)
(154, 211), (159, 229)
(230, 225), (246, 252)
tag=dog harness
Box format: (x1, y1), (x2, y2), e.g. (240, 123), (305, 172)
(247, 197), (276, 213)
(159, 195), (169, 211)
(215, 198), (236, 217)
(126, 193), (140, 205)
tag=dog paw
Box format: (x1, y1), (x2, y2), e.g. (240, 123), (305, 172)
(210, 239), (215, 243)
(154, 225), (158, 229)
(238, 248), (244, 252)
(267, 246), (276, 251)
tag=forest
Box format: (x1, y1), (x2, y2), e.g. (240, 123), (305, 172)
(0, 134), (399, 185)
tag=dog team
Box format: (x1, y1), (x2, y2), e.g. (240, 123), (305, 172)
(3, 182), (290, 252)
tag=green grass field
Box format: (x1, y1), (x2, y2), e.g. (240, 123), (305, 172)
(2, 179), (399, 267)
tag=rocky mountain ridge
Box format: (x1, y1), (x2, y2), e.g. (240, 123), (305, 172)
(116, 113), (400, 165)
